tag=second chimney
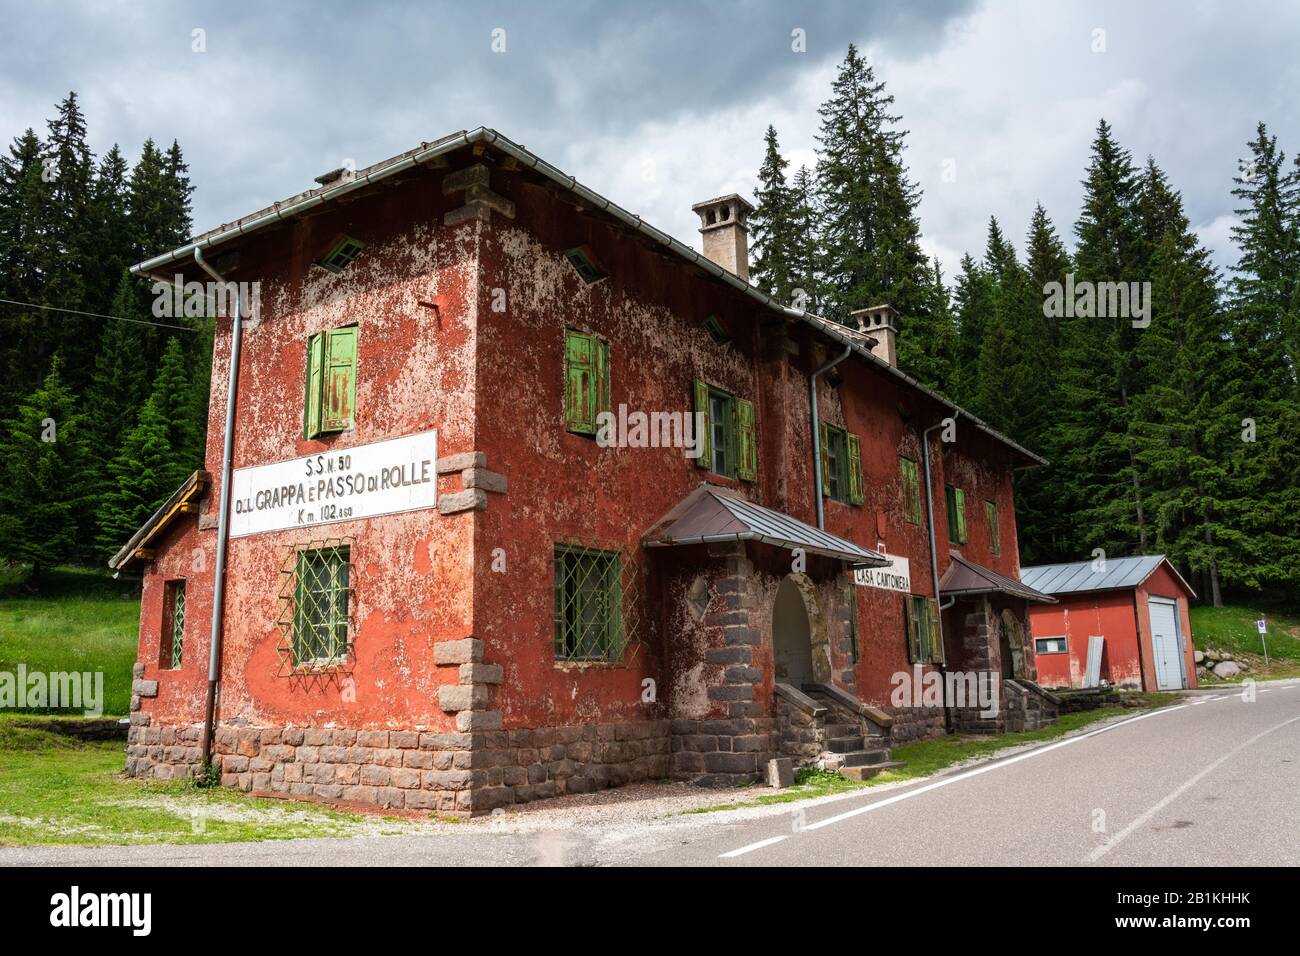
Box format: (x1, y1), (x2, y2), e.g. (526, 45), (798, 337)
(851, 304), (900, 367)
(692, 194), (754, 281)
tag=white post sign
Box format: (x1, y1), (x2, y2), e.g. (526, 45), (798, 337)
(229, 429), (438, 538)
(854, 555), (911, 593)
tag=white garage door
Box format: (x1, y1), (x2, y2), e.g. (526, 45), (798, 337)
(1149, 598), (1185, 690)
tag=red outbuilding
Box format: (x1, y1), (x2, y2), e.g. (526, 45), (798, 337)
(1020, 556), (1198, 691)
(110, 128), (1059, 815)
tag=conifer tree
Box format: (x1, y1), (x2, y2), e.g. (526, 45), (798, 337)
(896, 258), (957, 390)
(0, 357), (91, 581)
(750, 126), (798, 303)
(788, 165), (823, 312)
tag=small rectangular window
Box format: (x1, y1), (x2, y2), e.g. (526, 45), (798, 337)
(554, 544), (625, 661)
(161, 580), (185, 669)
(1036, 637), (1068, 655)
(946, 485), (968, 544)
(304, 326), (358, 439)
(904, 594), (945, 665)
(692, 380), (756, 482)
(821, 423), (864, 505)
(899, 457), (921, 524)
(292, 546), (351, 666)
(986, 500), (1001, 555)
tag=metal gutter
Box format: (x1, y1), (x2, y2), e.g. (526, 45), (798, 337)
(129, 126), (1044, 466)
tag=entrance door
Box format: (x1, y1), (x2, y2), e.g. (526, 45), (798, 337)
(1148, 597), (1185, 690)
(773, 576), (813, 687)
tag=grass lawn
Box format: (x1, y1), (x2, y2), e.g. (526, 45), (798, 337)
(0, 714), (445, 846)
(1190, 603), (1300, 681)
(0, 565), (140, 715)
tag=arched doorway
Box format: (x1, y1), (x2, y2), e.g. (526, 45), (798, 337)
(773, 576), (814, 686)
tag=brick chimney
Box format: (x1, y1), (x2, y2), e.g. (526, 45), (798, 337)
(851, 304), (900, 367)
(692, 194), (754, 281)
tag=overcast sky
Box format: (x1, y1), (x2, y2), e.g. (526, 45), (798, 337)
(2, 0), (1296, 283)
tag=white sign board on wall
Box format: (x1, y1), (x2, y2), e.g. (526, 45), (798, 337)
(229, 429), (438, 538)
(853, 555), (911, 593)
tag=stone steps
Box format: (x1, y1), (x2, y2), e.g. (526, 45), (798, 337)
(838, 760), (907, 781)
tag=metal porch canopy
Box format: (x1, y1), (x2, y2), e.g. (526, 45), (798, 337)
(642, 484), (888, 569)
(939, 551), (1057, 604)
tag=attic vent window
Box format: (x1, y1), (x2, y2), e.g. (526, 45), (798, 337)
(703, 314), (731, 345)
(319, 235), (365, 273)
(565, 245), (607, 285)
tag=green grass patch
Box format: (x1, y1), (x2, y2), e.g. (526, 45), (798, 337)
(1190, 604), (1300, 682)
(0, 565), (139, 716)
(684, 767), (866, 814)
(0, 714), (437, 847)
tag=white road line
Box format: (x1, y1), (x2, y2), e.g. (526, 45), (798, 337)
(718, 703), (1188, 857)
(1086, 713), (1300, 863)
(719, 835), (787, 858)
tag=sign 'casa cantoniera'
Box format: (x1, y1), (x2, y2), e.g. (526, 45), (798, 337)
(229, 429), (438, 538)
(854, 554), (911, 593)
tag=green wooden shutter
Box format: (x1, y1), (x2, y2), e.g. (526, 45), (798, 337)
(735, 397), (757, 482)
(322, 326), (358, 432)
(904, 596), (921, 664)
(846, 433), (864, 505)
(986, 500), (1001, 554)
(693, 379), (711, 468)
(819, 422), (831, 496)
(900, 458), (921, 524)
(954, 487), (968, 543)
(595, 337), (610, 421)
(304, 333), (325, 439)
(565, 330), (597, 434)
(927, 597), (945, 664)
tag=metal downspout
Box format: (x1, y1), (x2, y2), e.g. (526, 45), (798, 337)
(193, 248), (243, 771)
(809, 342), (853, 530)
(922, 420), (956, 733)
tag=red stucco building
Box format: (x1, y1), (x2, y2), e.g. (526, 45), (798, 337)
(1021, 556), (1198, 691)
(111, 128), (1058, 815)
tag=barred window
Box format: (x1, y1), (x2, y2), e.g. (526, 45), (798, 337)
(553, 544), (625, 661)
(292, 546), (351, 666)
(161, 580), (185, 669)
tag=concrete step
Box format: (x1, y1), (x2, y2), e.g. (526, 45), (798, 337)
(840, 749), (892, 768)
(826, 736), (865, 753)
(838, 760), (906, 781)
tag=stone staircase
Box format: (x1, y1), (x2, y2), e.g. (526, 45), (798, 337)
(775, 682), (905, 782)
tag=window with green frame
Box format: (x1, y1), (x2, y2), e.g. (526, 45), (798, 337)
(946, 484), (968, 544)
(986, 500), (1001, 555)
(692, 379), (756, 481)
(899, 457), (922, 524)
(904, 594), (945, 665)
(304, 326), (358, 439)
(553, 544), (625, 661)
(292, 546), (351, 666)
(820, 422), (864, 505)
(563, 329), (610, 435)
(161, 580), (185, 669)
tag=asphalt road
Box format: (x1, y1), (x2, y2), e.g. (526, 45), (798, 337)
(4, 681), (1297, 867)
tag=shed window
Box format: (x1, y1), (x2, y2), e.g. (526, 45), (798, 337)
(986, 500), (1001, 555)
(1036, 636), (1068, 655)
(304, 326), (358, 439)
(946, 485), (968, 544)
(820, 423), (864, 505)
(554, 544), (625, 661)
(564, 329), (610, 435)
(161, 580), (185, 669)
(292, 546), (351, 666)
(905, 594), (945, 665)
(318, 235), (365, 273)
(899, 457), (921, 524)
(692, 379), (756, 481)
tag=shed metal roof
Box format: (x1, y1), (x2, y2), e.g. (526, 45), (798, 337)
(643, 485), (888, 568)
(1019, 555), (1197, 599)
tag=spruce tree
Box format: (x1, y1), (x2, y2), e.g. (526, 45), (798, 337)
(0, 357), (91, 582)
(896, 258), (957, 391)
(750, 126), (798, 302)
(951, 253), (995, 407)
(85, 273), (149, 459)
(815, 45), (928, 324)
(788, 165), (824, 312)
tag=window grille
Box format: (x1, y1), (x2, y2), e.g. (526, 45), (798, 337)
(162, 581), (185, 668)
(553, 541), (643, 664)
(277, 539), (354, 681)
